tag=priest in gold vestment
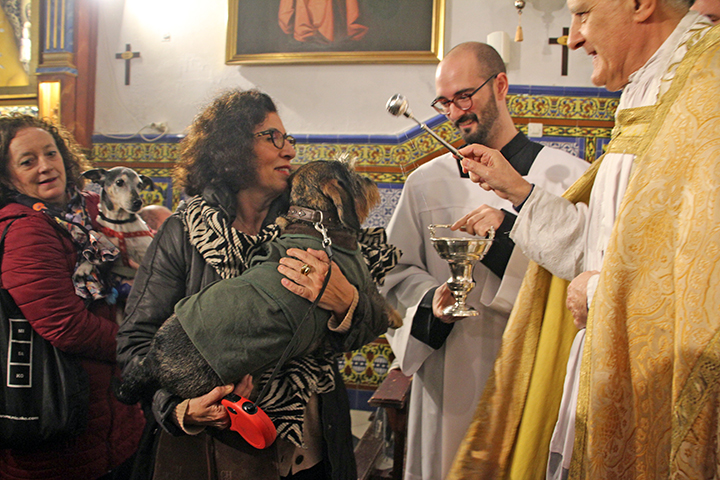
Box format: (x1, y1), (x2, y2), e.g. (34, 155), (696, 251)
(447, 0), (720, 477)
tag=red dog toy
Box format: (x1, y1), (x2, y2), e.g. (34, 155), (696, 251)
(221, 394), (277, 449)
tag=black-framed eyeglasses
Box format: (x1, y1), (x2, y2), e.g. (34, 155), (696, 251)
(430, 73), (500, 115)
(253, 128), (296, 150)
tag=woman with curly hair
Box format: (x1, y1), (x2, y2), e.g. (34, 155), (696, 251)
(117, 89), (389, 480)
(0, 115), (145, 480)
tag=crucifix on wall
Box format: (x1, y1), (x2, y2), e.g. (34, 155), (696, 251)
(549, 28), (570, 76)
(115, 44), (140, 85)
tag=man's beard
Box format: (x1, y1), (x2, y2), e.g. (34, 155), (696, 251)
(455, 95), (499, 147)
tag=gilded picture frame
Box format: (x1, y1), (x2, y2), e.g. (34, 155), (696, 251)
(0, 0), (39, 101)
(226, 0), (445, 65)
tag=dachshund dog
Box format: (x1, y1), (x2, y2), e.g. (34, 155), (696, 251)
(82, 167), (155, 277)
(115, 158), (401, 403)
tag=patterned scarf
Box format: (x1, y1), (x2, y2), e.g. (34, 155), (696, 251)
(183, 195), (280, 279)
(255, 348), (337, 447)
(11, 190), (120, 302)
(357, 227), (401, 286)
(182, 195), (335, 447)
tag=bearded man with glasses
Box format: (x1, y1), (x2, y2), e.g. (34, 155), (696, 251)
(381, 42), (589, 480)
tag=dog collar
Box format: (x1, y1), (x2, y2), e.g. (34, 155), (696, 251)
(98, 211), (139, 225)
(286, 206), (339, 226)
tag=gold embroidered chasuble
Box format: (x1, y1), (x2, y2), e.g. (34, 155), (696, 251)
(448, 23), (720, 480)
(572, 24), (720, 479)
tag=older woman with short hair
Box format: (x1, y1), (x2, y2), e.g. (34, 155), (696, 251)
(0, 115), (144, 480)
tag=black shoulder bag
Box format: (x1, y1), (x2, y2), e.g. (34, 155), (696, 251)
(0, 217), (90, 450)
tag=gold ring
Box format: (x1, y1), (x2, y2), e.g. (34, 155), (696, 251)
(300, 264), (312, 276)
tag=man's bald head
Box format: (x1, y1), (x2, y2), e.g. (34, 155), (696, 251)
(444, 42), (507, 80)
(139, 204), (172, 232)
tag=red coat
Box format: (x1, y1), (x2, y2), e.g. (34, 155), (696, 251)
(0, 192), (144, 480)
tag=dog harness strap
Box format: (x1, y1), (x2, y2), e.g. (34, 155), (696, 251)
(254, 263), (333, 406)
(98, 225), (153, 266)
(117, 230), (154, 239)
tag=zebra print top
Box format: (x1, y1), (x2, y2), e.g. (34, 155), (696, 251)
(180, 195), (333, 447)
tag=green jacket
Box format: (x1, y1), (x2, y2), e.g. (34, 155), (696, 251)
(174, 233), (372, 384)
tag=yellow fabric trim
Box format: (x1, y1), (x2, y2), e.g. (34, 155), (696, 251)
(672, 327), (720, 453)
(605, 106), (656, 155)
(447, 159), (600, 480)
(506, 275), (577, 480)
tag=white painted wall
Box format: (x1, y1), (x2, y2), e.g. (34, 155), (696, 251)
(94, 0), (596, 136)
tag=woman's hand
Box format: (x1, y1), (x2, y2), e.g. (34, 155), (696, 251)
(183, 374), (253, 429)
(278, 247), (355, 319)
(184, 385), (233, 429)
(451, 205), (505, 237)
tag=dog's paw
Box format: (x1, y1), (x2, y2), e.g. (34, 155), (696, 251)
(111, 376), (141, 405)
(386, 305), (403, 329)
(73, 260), (95, 280)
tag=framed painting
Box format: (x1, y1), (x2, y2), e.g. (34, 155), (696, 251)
(0, 0), (39, 101)
(226, 0), (446, 65)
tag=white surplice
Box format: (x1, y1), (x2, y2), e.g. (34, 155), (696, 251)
(382, 147), (588, 480)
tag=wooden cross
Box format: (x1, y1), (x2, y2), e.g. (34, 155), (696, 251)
(548, 28), (570, 76)
(115, 44), (140, 86)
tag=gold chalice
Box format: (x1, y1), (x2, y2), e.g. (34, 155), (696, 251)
(429, 224), (495, 317)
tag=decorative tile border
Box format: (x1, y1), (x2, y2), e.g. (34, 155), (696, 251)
(339, 336), (410, 410)
(91, 139), (182, 164)
(90, 86), (620, 393)
(0, 106), (39, 116)
(92, 87), (619, 185)
(507, 88), (620, 121)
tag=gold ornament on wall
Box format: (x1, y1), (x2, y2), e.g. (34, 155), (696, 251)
(515, 0), (525, 42)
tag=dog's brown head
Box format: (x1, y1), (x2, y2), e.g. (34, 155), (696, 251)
(283, 157), (379, 232)
(280, 157), (402, 329)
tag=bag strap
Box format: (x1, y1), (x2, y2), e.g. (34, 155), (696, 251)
(0, 216), (28, 286)
(9, 194), (92, 243)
